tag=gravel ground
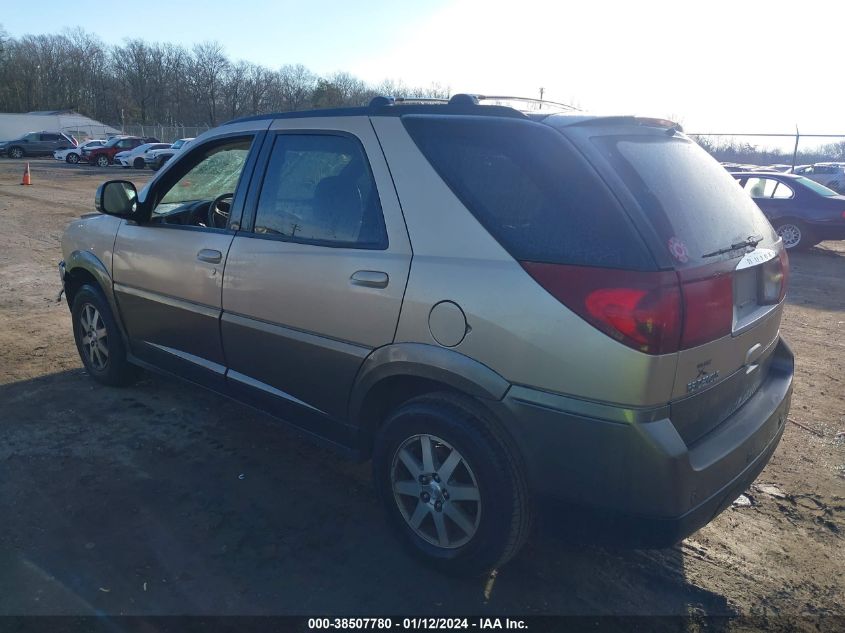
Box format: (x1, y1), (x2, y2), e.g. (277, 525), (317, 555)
(0, 159), (842, 628)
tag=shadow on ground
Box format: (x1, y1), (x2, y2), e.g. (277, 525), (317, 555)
(0, 370), (732, 620)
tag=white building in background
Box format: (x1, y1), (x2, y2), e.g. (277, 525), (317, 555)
(0, 110), (120, 141)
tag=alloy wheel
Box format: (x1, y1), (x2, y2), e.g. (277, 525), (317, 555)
(79, 303), (109, 371)
(777, 223), (802, 249)
(390, 434), (482, 549)
(68, 153), (79, 164)
(10, 147), (22, 159)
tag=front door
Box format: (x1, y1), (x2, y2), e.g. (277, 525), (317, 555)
(113, 133), (260, 388)
(221, 119), (412, 437)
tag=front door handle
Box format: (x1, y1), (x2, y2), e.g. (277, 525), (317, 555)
(197, 249), (223, 264)
(350, 270), (389, 289)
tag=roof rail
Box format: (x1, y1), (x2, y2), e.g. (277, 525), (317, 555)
(367, 93), (579, 113)
(475, 95), (580, 111)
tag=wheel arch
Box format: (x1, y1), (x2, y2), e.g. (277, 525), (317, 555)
(348, 343), (511, 456)
(64, 250), (133, 350)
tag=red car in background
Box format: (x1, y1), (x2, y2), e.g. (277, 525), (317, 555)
(83, 135), (159, 167)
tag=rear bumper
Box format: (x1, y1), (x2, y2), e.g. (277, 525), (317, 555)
(490, 337), (794, 547)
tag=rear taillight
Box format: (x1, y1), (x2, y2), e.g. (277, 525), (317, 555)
(521, 258), (774, 355)
(777, 247), (789, 301)
(678, 269), (733, 349)
(520, 263), (682, 354)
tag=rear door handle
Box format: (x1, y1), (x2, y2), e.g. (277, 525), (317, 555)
(350, 270), (389, 289)
(197, 249), (223, 264)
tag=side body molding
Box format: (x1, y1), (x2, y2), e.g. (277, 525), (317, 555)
(348, 342), (511, 425)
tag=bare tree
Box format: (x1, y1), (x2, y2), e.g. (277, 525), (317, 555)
(190, 41), (229, 125)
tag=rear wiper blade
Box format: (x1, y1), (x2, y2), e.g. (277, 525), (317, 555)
(702, 234), (764, 258)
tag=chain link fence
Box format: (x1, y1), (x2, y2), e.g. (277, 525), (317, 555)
(116, 124), (211, 143)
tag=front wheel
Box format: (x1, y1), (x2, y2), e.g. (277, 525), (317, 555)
(133, 157), (145, 169)
(71, 284), (137, 386)
(66, 153), (80, 164)
(373, 393), (532, 576)
(8, 146), (23, 159)
(775, 221), (812, 250)
(96, 155), (110, 167)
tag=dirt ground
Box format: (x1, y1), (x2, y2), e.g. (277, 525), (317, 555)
(0, 159), (842, 627)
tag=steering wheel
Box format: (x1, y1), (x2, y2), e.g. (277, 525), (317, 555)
(208, 193), (234, 229)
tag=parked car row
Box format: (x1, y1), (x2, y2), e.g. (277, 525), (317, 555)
(722, 161), (845, 192)
(0, 129), (193, 171)
(77, 136), (193, 170)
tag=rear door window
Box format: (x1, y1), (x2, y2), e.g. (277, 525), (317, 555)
(592, 135), (776, 268)
(402, 116), (653, 269)
(744, 177), (793, 199)
(252, 133), (387, 249)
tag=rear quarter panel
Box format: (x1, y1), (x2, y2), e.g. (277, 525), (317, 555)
(372, 117), (678, 407)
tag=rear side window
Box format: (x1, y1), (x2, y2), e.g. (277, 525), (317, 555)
(253, 134), (387, 249)
(402, 116), (652, 269)
(594, 135), (776, 267)
(743, 177), (793, 199)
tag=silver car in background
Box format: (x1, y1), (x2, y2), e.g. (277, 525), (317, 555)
(792, 162), (845, 192)
(59, 95), (794, 575)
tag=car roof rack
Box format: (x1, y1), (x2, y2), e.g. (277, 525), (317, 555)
(226, 93), (580, 125)
(368, 93), (579, 113)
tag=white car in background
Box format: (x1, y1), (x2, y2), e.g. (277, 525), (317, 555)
(54, 139), (105, 164)
(144, 137), (194, 171)
(114, 142), (172, 169)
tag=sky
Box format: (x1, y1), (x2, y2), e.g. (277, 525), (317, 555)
(3, 0), (844, 146)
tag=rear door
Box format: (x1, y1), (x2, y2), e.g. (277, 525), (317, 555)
(221, 117), (411, 436)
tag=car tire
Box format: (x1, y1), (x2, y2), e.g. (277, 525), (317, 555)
(775, 220), (813, 250)
(66, 153), (79, 164)
(133, 157), (145, 169)
(71, 284), (137, 387)
(372, 392), (532, 577)
(8, 146), (24, 159)
(96, 155), (110, 168)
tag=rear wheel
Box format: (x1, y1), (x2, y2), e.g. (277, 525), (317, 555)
(775, 221), (812, 250)
(373, 393), (532, 576)
(96, 154), (110, 167)
(66, 153), (79, 164)
(71, 284), (137, 386)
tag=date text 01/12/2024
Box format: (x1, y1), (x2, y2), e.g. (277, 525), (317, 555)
(307, 618), (528, 630)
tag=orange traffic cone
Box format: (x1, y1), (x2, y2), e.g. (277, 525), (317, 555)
(21, 162), (32, 186)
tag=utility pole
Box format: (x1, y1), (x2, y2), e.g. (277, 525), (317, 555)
(791, 125), (800, 170)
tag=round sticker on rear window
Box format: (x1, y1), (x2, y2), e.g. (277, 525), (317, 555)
(668, 236), (689, 263)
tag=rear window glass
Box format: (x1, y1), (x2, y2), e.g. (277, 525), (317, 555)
(402, 116), (652, 269)
(593, 135), (776, 267)
(796, 176), (838, 196)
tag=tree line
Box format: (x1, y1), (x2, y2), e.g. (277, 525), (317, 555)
(0, 26), (449, 127)
(692, 136), (845, 167)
